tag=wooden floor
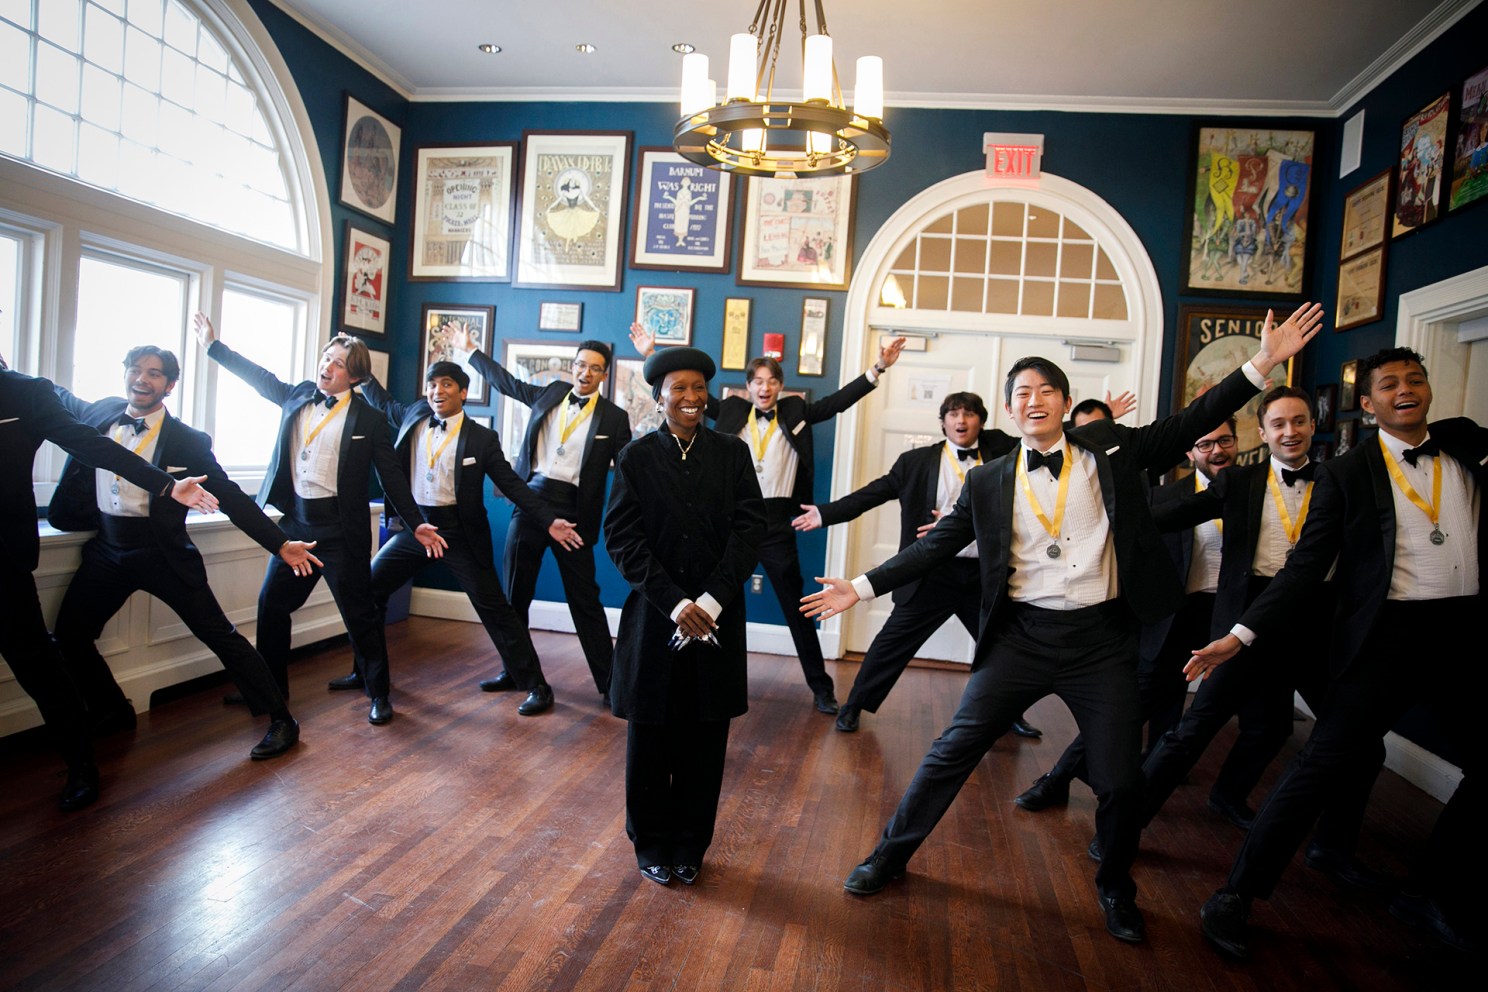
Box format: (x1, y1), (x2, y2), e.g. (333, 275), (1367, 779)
(0, 618), (1473, 991)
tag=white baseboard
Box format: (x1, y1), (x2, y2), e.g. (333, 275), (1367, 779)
(1382, 733), (1462, 804)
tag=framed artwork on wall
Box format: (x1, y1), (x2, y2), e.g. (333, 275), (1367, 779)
(498, 339), (591, 446)
(365, 349), (390, 392)
(721, 297), (751, 370)
(1335, 247), (1386, 331)
(1340, 359), (1359, 411)
(408, 143), (516, 281)
(798, 297), (829, 376)
(1335, 418), (1358, 456)
(738, 175), (857, 290)
(1313, 383), (1337, 434)
(612, 357), (663, 436)
(1392, 92), (1451, 238)
(514, 130), (632, 291)
(635, 286), (695, 346)
(1339, 167), (1392, 259)
(339, 95), (400, 225)
(629, 148), (735, 273)
(538, 302), (583, 332)
(1179, 125), (1315, 300)
(420, 303), (495, 405)
(1449, 64), (1488, 213)
(1174, 305), (1295, 467)
(342, 222), (390, 337)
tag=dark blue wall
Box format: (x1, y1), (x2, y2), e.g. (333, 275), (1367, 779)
(248, 0), (1487, 628)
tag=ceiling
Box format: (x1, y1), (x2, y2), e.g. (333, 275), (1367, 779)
(270, 0), (1475, 114)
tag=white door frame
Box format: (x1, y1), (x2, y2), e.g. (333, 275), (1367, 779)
(1395, 263), (1488, 420)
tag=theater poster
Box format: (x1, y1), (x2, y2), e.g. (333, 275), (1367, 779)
(1174, 306), (1296, 469)
(629, 148), (734, 273)
(515, 131), (632, 291)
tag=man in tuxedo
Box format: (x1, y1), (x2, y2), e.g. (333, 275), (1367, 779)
(0, 349), (217, 810)
(450, 325), (629, 703)
(632, 323), (907, 714)
(803, 302), (1320, 943)
(194, 314), (439, 710)
(47, 346), (312, 760)
(347, 361), (584, 720)
(793, 392), (1040, 738)
(1192, 348), (1483, 958)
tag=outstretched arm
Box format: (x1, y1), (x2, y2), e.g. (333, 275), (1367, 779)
(195, 312), (296, 406)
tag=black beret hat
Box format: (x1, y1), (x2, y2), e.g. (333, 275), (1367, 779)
(425, 360), (470, 391)
(643, 346), (716, 390)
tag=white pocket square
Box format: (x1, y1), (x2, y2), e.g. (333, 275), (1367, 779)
(791, 422), (805, 435)
(595, 435), (608, 440)
(167, 466), (189, 473)
(1106, 445), (1120, 455)
(462, 456), (477, 465)
(0, 416), (19, 425)
(352, 435), (366, 440)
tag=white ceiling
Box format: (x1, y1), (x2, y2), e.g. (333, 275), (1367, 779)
(270, 0), (1477, 114)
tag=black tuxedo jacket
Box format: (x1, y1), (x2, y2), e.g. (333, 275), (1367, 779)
(1238, 419), (1488, 676)
(1, 370), (175, 572)
(1138, 476), (1199, 660)
(817, 430), (1018, 604)
(207, 340), (422, 557)
(468, 350), (631, 541)
(864, 366), (1262, 660)
(708, 373), (877, 505)
(46, 393), (289, 585)
(356, 377), (556, 571)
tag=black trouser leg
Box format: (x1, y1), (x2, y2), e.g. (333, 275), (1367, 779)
(444, 525), (547, 690)
(1211, 682), (1294, 804)
(625, 718), (731, 867)
(364, 530), (433, 698)
(757, 504), (831, 695)
(51, 540), (137, 716)
(0, 565), (94, 771)
(551, 541), (613, 695)
(255, 518), (322, 698)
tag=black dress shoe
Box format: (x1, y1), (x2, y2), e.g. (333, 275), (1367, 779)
(1304, 846), (1397, 895)
(640, 865), (672, 886)
(328, 672), (364, 691)
(1389, 891), (1479, 953)
(1010, 716), (1042, 738)
(843, 853), (904, 895)
(479, 671), (517, 692)
(250, 718), (300, 759)
(91, 701), (138, 737)
(672, 864), (700, 885)
(517, 683), (553, 716)
(1207, 792), (1256, 831)
(368, 696), (393, 725)
(1099, 894), (1146, 943)
(1087, 837), (1103, 863)
(59, 765), (100, 812)
(1200, 889), (1251, 959)
(1014, 772), (1070, 811)
(813, 690), (840, 715)
(834, 704), (861, 733)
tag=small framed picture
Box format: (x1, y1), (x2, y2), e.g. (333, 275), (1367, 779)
(1393, 92), (1451, 239)
(1339, 168), (1392, 259)
(721, 297), (751, 370)
(408, 143), (516, 281)
(629, 147), (735, 273)
(1335, 247), (1386, 332)
(738, 175), (857, 290)
(1313, 383), (1337, 434)
(1335, 418), (1358, 456)
(514, 130), (632, 291)
(1449, 64), (1488, 213)
(635, 286), (695, 347)
(420, 303), (496, 405)
(538, 302), (584, 332)
(1340, 359), (1359, 411)
(339, 94), (400, 225)
(799, 297), (829, 376)
(612, 357), (663, 436)
(342, 222), (391, 337)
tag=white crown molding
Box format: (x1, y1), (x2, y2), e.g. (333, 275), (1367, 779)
(1328, 0), (1483, 113)
(269, 0), (415, 100)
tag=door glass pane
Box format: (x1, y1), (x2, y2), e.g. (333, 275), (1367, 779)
(0, 233), (19, 364)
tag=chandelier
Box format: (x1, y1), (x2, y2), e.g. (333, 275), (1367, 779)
(672, 0), (889, 179)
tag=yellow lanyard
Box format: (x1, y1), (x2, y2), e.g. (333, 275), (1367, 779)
(1265, 466), (1314, 549)
(1196, 472), (1222, 535)
(1016, 440), (1071, 542)
(111, 416), (164, 484)
(748, 406), (779, 464)
(425, 417), (461, 471)
(1379, 435), (1442, 532)
(942, 443), (982, 485)
(559, 392), (597, 446)
(302, 393), (350, 451)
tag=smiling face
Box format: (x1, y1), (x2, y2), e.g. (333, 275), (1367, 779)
(1360, 359), (1432, 441)
(425, 375), (467, 418)
(124, 354), (174, 416)
(571, 348), (609, 397)
(1258, 396), (1314, 468)
(1190, 422), (1238, 480)
(940, 404), (984, 449)
(661, 369), (708, 439)
(1005, 369), (1071, 447)
(317, 343), (355, 395)
(746, 366), (781, 412)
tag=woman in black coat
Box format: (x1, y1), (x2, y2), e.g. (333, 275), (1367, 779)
(603, 347), (765, 886)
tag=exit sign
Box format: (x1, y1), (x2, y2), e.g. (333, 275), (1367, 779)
(984, 132), (1044, 180)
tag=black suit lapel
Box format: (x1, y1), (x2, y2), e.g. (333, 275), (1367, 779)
(1245, 464), (1268, 564)
(453, 418), (471, 491)
(1362, 440), (1397, 580)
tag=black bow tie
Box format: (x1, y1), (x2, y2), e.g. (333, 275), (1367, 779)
(567, 393), (588, 407)
(116, 414), (146, 434)
(755, 408), (776, 422)
(1026, 448), (1063, 476)
(1402, 439), (1439, 466)
(1281, 463), (1314, 487)
(314, 391), (338, 409)
(954, 447), (978, 462)
(429, 415), (447, 432)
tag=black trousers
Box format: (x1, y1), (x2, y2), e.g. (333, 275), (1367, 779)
(361, 511), (547, 696)
(504, 479), (611, 694)
(54, 533), (289, 719)
(1047, 591), (1212, 785)
(873, 602), (1145, 900)
(0, 564), (93, 770)
(845, 558), (981, 712)
(625, 718), (730, 867)
(1229, 598), (1478, 913)
(256, 497), (384, 700)
(755, 499), (832, 695)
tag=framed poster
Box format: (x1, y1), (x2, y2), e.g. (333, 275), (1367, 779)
(1335, 418), (1358, 457)
(1340, 359), (1359, 411)
(339, 95), (400, 225)
(635, 286), (695, 346)
(799, 297), (829, 376)
(498, 339), (588, 447)
(538, 302), (583, 332)
(1174, 306), (1295, 468)
(342, 222), (390, 337)
(420, 303), (495, 405)
(738, 175), (857, 289)
(1339, 168), (1392, 259)
(1180, 126), (1315, 300)
(409, 143), (516, 281)
(1335, 247), (1386, 332)
(514, 130), (632, 291)
(1393, 92), (1451, 238)
(629, 148), (735, 272)
(612, 357), (663, 436)
(1449, 64), (1488, 213)
(722, 297), (751, 370)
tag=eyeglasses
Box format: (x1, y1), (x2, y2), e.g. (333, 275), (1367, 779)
(1193, 434), (1238, 453)
(572, 360), (607, 376)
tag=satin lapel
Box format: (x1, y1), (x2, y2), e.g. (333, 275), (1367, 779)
(922, 442), (947, 516)
(996, 449), (1018, 570)
(454, 419), (471, 491)
(1363, 441), (1396, 580)
(153, 412), (175, 468)
(780, 399), (806, 456)
(1245, 463), (1268, 562)
(578, 400), (601, 467)
(337, 395), (359, 487)
(527, 387), (562, 466)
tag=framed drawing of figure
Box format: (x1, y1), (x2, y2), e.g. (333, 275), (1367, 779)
(629, 148), (735, 273)
(342, 223), (390, 337)
(514, 131), (632, 291)
(738, 175), (857, 290)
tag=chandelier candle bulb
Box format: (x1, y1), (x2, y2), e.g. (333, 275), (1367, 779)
(854, 56), (883, 119)
(727, 33), (758, 101)
(680, 52), (711, 115)
(803, 34), (833, 103)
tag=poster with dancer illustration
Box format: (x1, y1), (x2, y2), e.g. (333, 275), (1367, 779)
(515, 131), (631, 290)
(629, 148), (734, 272)
(738, 175), (857, 290)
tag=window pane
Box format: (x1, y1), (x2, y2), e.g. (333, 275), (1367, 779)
(127, 0), (164, 38)
(0, 20), (32, 92)
(83, 4), (124, 72)
(0, 87), (27, 156)
(74, 254), (187, 407)
(123, 24), (160, 88)
(38, 0), (81, 48)
(77, 121), (120, 185)
(1, 0), (34, 29)
(162, 0), (194, 54)
(32, 102), (77, 172)
(120, 80), (156, 143)
(0, 232), (19, 363)
(159, 41), (191, 105)
(93, 0), (127, 16)
(80, 62), (121, 129)
(214, 288), (297, 466)
(35, 43), (81, 113)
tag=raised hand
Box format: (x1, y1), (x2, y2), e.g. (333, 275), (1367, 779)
(446, 319), (476, 353)
(1254, 301), (1324, 376)
(414, 523), (448, 559)
(170, 475), (219, 514)
(792, 505), (823, 532)
(628, 321), (656, 358)
(192, 312), (218, 349)
(549, 518), (584, 551)
(1106, 389), (1136, 420)
(878, 336), (907, 369)
(278, 540), (322, 577)
(800, 576), (860, 620)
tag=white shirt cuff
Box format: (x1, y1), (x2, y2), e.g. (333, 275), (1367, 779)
(865, 366), (881, 384)
(670, 599), (692, 622)
(850, 574), (878, 602)
(696, 593), (723, 621)
(1240, 361), (1266, 390)
(1230, 623), (1257, 647)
